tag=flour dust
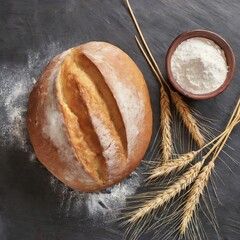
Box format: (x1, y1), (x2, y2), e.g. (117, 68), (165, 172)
(50, 170), (141, 221)
(0, 42), (62, 156)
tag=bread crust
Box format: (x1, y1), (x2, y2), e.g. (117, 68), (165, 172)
(27, 42), (152, 192)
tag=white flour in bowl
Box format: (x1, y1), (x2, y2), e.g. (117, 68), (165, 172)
(0, 43), (141, 220)
(171, 37), (228, 94)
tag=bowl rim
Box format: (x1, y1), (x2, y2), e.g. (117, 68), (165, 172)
(165, 29), (236, 100)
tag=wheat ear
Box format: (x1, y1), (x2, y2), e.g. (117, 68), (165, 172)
(128, 161), (203, 224)
(180, 113), (240, 235)
(170, 91), (205, 147)
(151, 109), (240, 181)
(180, 161), (214, 234)
(148, 151), (198, 180)
(160, 85), (172, 162)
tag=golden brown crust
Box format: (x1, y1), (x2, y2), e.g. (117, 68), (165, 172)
(27, 42), (152, 192)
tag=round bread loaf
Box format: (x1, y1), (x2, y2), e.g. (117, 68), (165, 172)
(27, 42), (152, 192)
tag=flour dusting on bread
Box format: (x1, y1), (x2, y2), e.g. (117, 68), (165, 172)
(113, 80), (144, 158)
(42, 51), (75, 160)
(91, 115), (119, 173)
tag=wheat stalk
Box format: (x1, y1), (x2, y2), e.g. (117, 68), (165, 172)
(148, 151), (198, 180)
(128, 161), (203, 224)
(125, 0), (166, 86)
(160, 85), (172, 162)
(170, 91), (205, 147)
(134, 36), (173, 163)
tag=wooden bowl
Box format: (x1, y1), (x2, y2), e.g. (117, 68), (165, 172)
(166, 29), (235, 100)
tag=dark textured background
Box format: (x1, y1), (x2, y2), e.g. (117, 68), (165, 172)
(1, 0), (240, 239)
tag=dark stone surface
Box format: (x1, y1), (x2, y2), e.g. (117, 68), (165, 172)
(0, 0), (240, 239)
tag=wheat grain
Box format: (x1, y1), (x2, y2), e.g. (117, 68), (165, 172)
(160, 85), (172, 162)
(170, 91), (205, 147)
(128, 161), (203, 224)
(180, 161), (214, 235)
(148, 151), (198, 180)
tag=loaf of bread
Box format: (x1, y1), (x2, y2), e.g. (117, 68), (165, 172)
(27, 42), (152, 192)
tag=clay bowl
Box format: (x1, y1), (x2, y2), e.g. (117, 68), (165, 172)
(166, 29), (235, 100)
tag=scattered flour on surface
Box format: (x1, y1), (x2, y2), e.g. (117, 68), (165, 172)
(50, 170), (141, 220)
(86, 171), (140, 219)
(0, 42), (62, 157)
(0, 66), (35, 154)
